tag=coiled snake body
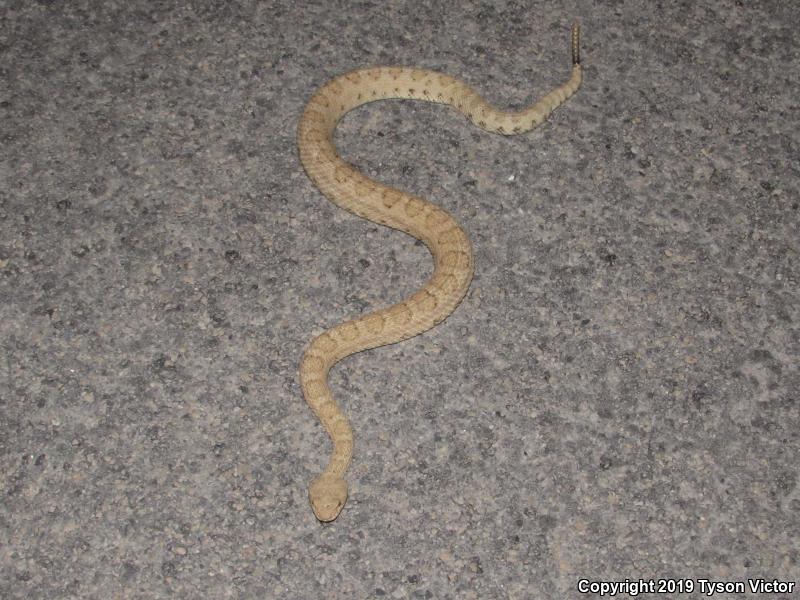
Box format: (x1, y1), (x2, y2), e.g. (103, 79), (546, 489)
(298, 24), (583, 521)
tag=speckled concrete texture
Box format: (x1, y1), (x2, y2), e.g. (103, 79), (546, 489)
(1, 1), (798, 598)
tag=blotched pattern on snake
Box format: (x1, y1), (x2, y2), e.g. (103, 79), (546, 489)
(298, 24), (583, 521)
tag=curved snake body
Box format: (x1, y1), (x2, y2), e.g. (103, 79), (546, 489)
(298, 24), (583, 521)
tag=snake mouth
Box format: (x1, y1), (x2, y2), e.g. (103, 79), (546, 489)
(311, 502), (344, 523)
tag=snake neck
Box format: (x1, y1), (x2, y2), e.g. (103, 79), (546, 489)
(325, 424), (353, 477)
(299, 355), (354, 475)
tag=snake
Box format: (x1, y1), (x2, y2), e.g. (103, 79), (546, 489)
(297, 23), (583, 521)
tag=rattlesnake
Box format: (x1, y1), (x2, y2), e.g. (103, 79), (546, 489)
(298, 24), (583, 521)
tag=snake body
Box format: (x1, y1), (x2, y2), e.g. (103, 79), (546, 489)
(298, 24), (583, 521)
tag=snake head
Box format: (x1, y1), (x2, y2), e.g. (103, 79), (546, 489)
(309, 474), (348, 522)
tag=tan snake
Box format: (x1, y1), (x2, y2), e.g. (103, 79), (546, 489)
(298, 24), (583, 521)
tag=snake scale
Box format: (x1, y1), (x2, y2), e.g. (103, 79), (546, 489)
(298, 24), (583, 521)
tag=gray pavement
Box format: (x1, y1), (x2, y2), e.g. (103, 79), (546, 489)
(1, 1), (798, 598)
